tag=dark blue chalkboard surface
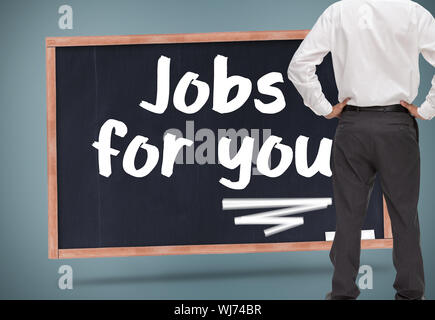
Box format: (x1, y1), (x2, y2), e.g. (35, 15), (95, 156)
(48, 32), (389, 258)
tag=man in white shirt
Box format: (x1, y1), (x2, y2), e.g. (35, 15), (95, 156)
(288, 0), (434, 300)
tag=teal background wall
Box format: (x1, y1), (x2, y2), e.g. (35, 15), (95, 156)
(0, 0), (434, 299)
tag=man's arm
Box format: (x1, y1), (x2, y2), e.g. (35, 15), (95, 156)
(287, 5), (334, 117)
(416, 6), (435, 120)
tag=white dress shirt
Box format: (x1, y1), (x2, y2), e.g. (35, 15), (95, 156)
(287, 0), (435, 119)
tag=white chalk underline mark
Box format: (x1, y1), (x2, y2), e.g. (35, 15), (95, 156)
(222, 197), (332, 237)
(222, 198), (332, 210)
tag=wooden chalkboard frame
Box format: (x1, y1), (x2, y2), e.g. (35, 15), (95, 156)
(46, 30), (393, 259)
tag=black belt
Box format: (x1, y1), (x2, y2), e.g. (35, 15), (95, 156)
(343, 104), (409, 113)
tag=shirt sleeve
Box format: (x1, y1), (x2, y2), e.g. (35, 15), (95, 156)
(417, 6), (435, 120)
(287, 5), (334, 117)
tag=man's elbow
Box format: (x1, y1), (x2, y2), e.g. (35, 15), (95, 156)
(287, 59), (300, 83)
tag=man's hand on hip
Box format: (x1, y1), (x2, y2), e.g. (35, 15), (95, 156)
(324, 98), (351, 119)
(400, 100), (427, 120)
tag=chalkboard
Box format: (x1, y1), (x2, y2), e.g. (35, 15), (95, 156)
(46, 31), (392, 259)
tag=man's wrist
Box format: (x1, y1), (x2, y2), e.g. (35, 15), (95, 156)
(317, 100), (333, 117)
(418, 101), (434, 120)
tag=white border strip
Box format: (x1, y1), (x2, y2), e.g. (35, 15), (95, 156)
(325, 230), (375, 241)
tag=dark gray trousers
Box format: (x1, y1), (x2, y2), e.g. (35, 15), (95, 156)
(330, 108), (425, 300)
